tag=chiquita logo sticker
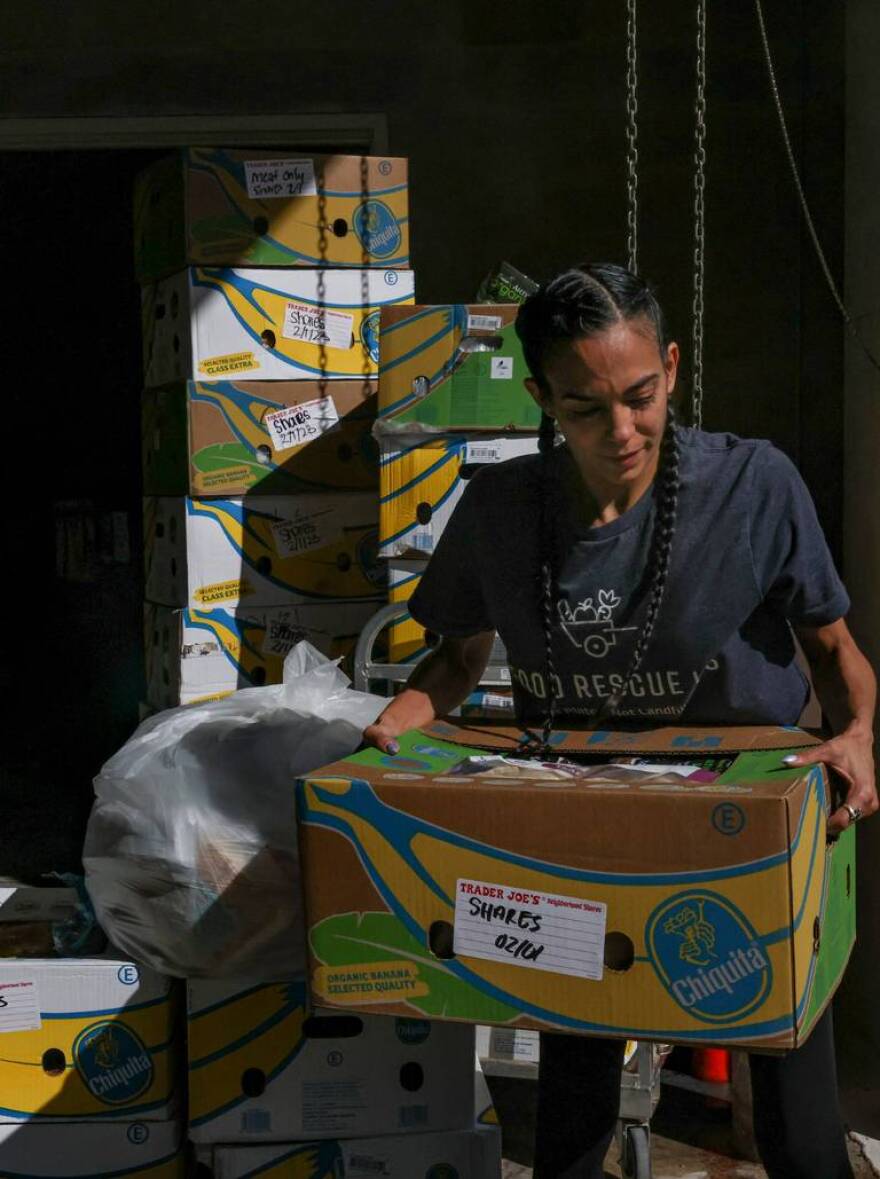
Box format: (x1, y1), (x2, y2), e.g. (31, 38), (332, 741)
(360, 309), (381, 363)
(645, 890), (772, 1023)
(72, 1020), (154, 1105)
(353, 199), (402, 258)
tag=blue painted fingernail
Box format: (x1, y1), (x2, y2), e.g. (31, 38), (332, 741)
(386, 740), (400, 755)
(782, 754), (798, 765)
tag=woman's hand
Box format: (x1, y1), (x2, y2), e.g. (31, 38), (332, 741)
(783, 725), (877, 834)
(362, 720), (400, 756)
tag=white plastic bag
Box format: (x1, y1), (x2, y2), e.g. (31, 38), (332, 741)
(83, 643), (385, 980)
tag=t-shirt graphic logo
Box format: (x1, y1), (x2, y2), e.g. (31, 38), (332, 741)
(557, 589), (637, 658)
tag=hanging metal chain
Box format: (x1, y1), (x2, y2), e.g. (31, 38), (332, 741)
(754, 0), (880, 378)
(625, 0), (639, 273)
(316, 170), (329, 394)
(691, 0), (708, 430)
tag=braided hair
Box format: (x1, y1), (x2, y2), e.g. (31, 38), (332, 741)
(515, 264), (682, 748)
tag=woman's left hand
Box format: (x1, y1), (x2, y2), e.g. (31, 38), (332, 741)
(782, 727), (878, 834)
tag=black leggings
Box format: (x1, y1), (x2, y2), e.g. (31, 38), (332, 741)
(533, 1006), (853, 1179)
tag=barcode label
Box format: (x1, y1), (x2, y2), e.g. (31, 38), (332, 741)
(467, 314), (503, 332)
(398, 1103), (429, 1127)
(343, 1152), (390, 1177)
(464, 443), (502, 464)
(481, 693), (514, 711)
(240, 1109), (271, 1134)
(410, 532), (434, 552)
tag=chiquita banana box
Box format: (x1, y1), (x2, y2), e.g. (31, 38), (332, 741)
(0, 1120), (185, 1178)
(144, 600), (383, 708)
(133, 150), (410, 284)
(143, 495), (385, 610)
(387, 560), (426, 665)
(296, 723), (855, 1051)
(377, 304), (540, 431)
(185, 978), (476, 1143)
(206, 1126), (501, 1179)
(143, 380), (378, 497)
(142, 267), (414, 389)
(0, 955), (179, 1122)
(379, 434), (538, 558)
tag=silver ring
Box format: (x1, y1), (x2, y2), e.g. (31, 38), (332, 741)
(843, 803), (863, 824)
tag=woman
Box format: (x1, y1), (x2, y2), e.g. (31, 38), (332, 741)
(364, 264), (877, 1178)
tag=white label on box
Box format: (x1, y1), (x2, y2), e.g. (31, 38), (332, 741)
(463, 441), (502, 464)
(261, 613), (316, 657)
(269, 505), (337, 558)
(342, 1146), (392, 1177)
(479, 693), (514, 711)
(302, 1078), (366, 1133)
(264, 397), (340, 453)
(489, 1027), (541, 1064)
(245, 158), (316, 199)
(491, 356), (514, 379)
(282, 302), (353, 351)
(467, 314), (503, 332)
(0, 978), (41, 1033)
(454, 877), (606, 980)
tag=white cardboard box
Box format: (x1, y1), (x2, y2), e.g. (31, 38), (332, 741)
(208, 1125), (501, 1178)
(0, 954), (179, 1122)
(0, 1119), (184, 1177)
(0, 884), (78, 923)
(379, 434), (538, 558)
(144, 495), (384, 609)
(142, 267), (415, 387)
(144, 599), (382, 707)
(186, 978), (476, 1144)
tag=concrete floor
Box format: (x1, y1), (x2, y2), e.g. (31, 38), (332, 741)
(490, 1075), (879, 1178)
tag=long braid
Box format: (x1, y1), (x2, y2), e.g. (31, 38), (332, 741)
(537, 411), (559, 753)
(595, 402), (680, 722)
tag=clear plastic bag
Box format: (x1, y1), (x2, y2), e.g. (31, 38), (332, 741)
(83, 643), (385, 980)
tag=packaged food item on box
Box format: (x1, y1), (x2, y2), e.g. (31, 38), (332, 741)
(134, 150), (409, 282)
(143, 495), (384, 609)
(476, 259), (539, 304)
(0, 952), (179, 1121)
(377, 303), (539, 433)
(379, 434), (538, 557)
(0, 1119), (184, 1177)
(143, 268), (414, 388)
(187, 978), (476, 1143)
(144, 599), (382, 707)
(142, 380), (378, 497)
(296, 722), (855, 1051)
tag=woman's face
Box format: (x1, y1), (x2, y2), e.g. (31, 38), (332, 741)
(526, 319), (679, 500)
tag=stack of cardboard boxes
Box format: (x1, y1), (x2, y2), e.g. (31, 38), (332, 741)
(135, 148), (415, 707)
(0, 885), (186, 1176)
(375, 285), (541, 717)
(185, 980), (500, 1176)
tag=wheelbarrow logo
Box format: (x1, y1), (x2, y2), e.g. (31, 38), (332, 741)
(645, 890), (773, 1023)
(557, 590), (637, 658)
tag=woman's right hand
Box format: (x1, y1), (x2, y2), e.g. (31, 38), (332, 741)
(361, 720), (400, 756)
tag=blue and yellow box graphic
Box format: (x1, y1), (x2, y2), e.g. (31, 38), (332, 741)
(144, 495), (385, 610)
(144, 599), (382, 708)
(186, 979), (476, 1144)
(296, 723), (855, 1051)
(142, 267), (414, 388)
(0, 956), (180, 1122)
(387, 560), (426, 665)
(143, 380), (378, 498)
(0, 1120), (184, 1178)
(377, 304), (540, 431)
(133, 150), (410, 284)
(379, 434), (538, 558)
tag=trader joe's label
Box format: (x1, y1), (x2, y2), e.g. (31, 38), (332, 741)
(0, 978), (41, 1033)
(282, 303), (353, 351)
(264, 397), (340, 453)
(454, 878), (607, 980)
(245, 158), (317, 199)
(270, 505), (338, 557)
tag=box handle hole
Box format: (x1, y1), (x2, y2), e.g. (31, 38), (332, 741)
(241, 1068), (266, 1097)
(399, 1061), (424, 1091)
(604, 931), (635, 972)
(428, 920), (455, 959)
(42, 1048), (66, 1076)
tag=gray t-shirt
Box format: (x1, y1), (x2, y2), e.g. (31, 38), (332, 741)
(408, 427), (849, 725)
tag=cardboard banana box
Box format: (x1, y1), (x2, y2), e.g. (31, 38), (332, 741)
(377, 304), (539, 432)
(143, 381), (378, 497)
(296, 723), (854, 1051)
(134, 150), (409, 282)
(0, 1120), (184, 1178)
(0, 955), (179, 1122)
(142, 268), (414, 388)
